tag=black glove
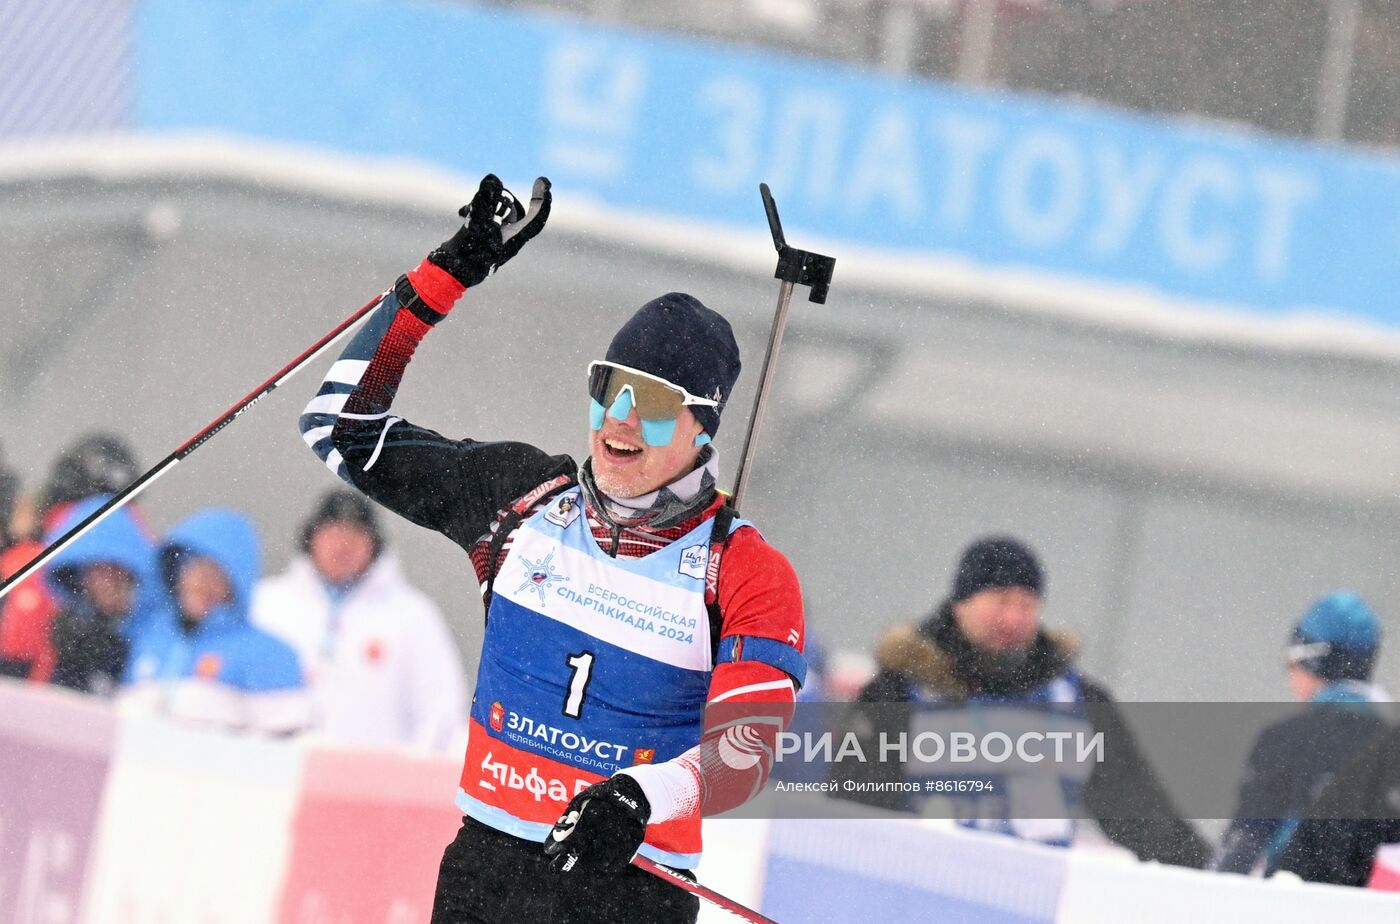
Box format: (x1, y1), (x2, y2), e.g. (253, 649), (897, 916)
(428, 173), (551, 288)
(543, 774), (650, 876)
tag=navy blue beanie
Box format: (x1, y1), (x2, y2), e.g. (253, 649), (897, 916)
(952, 536), (1044, 602)
(605, 293), (741, 438)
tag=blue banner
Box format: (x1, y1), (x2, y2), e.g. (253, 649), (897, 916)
(136, 0), (1400, 324)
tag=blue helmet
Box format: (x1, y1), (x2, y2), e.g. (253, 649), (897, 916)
(1288, 591), (1381, 683)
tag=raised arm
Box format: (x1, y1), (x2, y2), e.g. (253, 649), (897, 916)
(298, 175), (570, 549)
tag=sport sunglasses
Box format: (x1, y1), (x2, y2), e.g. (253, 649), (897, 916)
(587, 361), (720, 419)
(587, 361), (720, 447)
(1286, 641), (1329, 666)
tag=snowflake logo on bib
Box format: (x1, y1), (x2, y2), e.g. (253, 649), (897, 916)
(517, 551), (568, 605)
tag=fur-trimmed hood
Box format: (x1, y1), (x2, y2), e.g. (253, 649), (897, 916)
(873, 601), (1080, 700)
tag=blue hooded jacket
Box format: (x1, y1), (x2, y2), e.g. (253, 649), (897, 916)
(125, 509), (304, 694)
(46, 495), (173, 644)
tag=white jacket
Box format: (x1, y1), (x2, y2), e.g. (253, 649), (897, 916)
(252, 553), (467, 752)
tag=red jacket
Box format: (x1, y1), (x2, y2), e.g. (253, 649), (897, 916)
(0, 501), (154, 681)
(0, 537), (59, 681)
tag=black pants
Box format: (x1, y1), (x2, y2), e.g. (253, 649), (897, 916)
(430, 817), (701, 924)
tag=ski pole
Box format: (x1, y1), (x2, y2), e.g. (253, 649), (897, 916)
(729, 184), (835, 513)
(0, 289), (388, 602)
(631, 854), (778, 923)
(633, 186), (827, 919)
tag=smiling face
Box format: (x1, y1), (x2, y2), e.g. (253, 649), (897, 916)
(590, 403), (706, 499)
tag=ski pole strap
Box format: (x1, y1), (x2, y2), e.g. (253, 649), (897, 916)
(480, 509), (523, 622)
(704, 504), (735, 662)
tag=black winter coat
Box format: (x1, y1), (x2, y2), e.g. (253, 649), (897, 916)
(49, 602), (128, 696)
(847, 603), (1210, 869)
(1276, 724), (1400, 886)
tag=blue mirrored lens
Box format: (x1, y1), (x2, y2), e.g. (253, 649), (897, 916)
(640, 418), (677, 447)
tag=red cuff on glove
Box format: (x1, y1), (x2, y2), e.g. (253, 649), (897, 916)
(405, 258), (468, 316)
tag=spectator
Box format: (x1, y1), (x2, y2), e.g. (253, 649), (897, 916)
(846, 535), (1209, 867)
(0, 444), (28, 669)
(0, 433), (144, 682)
(42, 496), (171, 695)
(36, 433), (141, 521)
(253, 490), (467, 751)
(1275, 724), (1400, 887)
(0, 444), (20, 552)
(1215, 591), (1390, 876)
(122, 509), (311, 735)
